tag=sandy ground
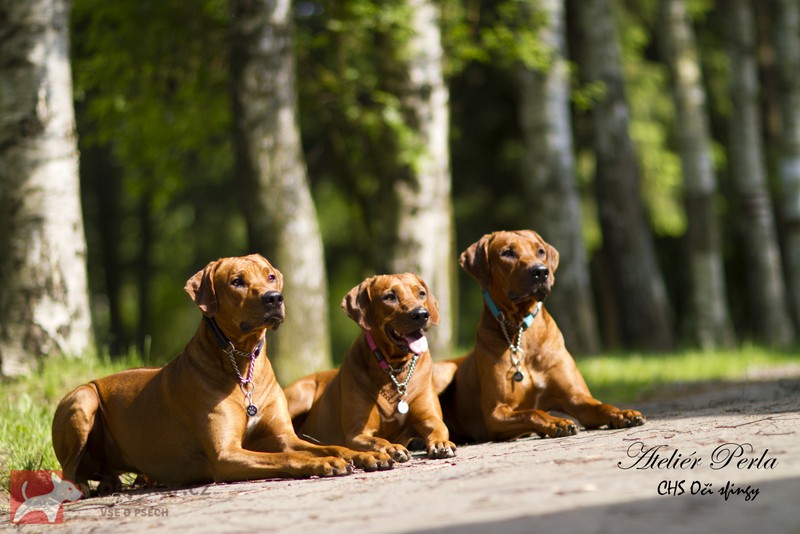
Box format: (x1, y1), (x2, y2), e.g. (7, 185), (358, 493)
(4, 373), (800, 533)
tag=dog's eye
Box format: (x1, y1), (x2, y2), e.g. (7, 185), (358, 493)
(231, 277), (246, 288)
(538, 248), (546, 257)
(418, 290), (426, 300)
(268, 274), (276, 282)
(500, 248), (517, 259)
(383, 292), (397, 302)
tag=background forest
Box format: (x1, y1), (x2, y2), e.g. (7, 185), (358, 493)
(1, 0), (799, 384)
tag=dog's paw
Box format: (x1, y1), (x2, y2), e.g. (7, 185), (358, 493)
(545, 418), (579, 438)
(426, 440), (457, 459)
(382, 444), (411, 463)
(312, 457), (354, 477)
(609, 409), (646, 428)
(352, 451), (394, 472)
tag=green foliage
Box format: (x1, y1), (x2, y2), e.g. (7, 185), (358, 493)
(441, 0), (550, 73)
(619, 2), (685, 237)
(72, 0), (245, 361)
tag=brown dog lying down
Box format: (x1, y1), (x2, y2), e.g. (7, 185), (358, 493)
(52, 254), (392, 492)
(436, 230), (645, 443)
(285, 273), (456, 462)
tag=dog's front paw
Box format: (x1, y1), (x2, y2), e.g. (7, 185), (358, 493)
(545, 418), (579, 438)
(351, 451), (394, 472)
(609, 409), (645, 428)
(426, 440), (456, 459)
(382, 444), (411, 463)
(309, 457), (354, 477)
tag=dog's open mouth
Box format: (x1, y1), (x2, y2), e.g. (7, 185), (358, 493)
(386, 326), (429, 355)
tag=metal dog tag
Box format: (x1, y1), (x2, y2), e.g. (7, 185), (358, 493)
(397, 400), (409, 414)
(512, 370), (524, 382)
(246, 404), (258, 417)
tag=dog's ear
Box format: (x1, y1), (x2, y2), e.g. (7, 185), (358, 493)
(459, 234), (492, 289)
(185, 260), (218, 317)
(415, 274), (440, 326)
(341, 279), (372, 330)
(546, 242), (559, 274)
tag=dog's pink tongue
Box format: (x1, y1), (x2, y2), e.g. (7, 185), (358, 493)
(405, 332), (428, 354)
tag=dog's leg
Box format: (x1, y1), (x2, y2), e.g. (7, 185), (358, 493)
(342, 433), (412, 463)
(540, 368), (646, 429)
(485, 404), (578, 440)
(209, 447), (353, 481)
(51, 384), (102, 492)
(559, 396), (646, 429)
(281, 435), (395, 471)
(413, 418), (456, 459)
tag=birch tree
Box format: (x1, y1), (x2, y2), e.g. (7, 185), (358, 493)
(727, 0), (794, 347)
(659, 0), (734, 348)
(0, 0), (93, 375)
(387, 0), (456, 360)
(230, 0), (332, 383)
(519, 0), (600, 355)
(775, 0), (800, 333)
(574, 0), (674, 350)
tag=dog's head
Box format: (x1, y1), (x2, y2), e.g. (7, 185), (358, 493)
(460, 230), (559, 312)
(184, 254), (285, 339)
(342, 273), (440, 357)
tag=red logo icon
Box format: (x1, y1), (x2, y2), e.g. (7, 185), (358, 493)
(10, 470), (82, 524)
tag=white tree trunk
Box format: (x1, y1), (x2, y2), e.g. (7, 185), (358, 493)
(775, 0), (800, 333)
(231, 0), (331, 384)
(0, 0), (94, 375)
(727, 0), (794, 347)
(519, 0), (600, 355)
(389, 0), (455, 360)
(660, 0), (735, 349)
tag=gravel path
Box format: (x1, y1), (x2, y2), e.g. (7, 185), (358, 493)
(6, 374), (800, 533)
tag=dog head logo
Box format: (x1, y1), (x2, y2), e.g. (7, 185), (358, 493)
(10, 470), (82, 524)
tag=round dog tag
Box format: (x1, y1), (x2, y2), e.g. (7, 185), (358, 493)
(397, 400), (409, 414)
(246, 404), (258, 417)
(512, 370), (524, 382)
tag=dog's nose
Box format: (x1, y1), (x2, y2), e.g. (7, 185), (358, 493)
(410, 307), (430, 324)
(261, 291), (284, 308)
(529, 264), (549, 282)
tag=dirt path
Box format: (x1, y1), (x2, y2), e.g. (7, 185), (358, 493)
(8, 375), (800, 533)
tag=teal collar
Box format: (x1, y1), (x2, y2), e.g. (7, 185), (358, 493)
(482, 291), (542, 330)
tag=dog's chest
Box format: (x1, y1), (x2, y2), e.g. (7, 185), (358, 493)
(376, 386), (409, 428)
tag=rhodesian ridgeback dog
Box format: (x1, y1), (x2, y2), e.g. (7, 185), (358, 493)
(284, 273), (456, 462)
(436, 230), (645, 443)
(52, 254), (392, 492)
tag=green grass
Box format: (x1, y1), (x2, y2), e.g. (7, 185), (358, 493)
(0, 352), (144, 505)
(0, 346), (797, 504)
(577, 344), (799, 403)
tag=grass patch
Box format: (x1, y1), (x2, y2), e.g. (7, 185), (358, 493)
(577, 345), (799, 403)
(0, 352), (144, 505)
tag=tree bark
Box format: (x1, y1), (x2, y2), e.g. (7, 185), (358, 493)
(519, 0), (600, 355)
(0, 0), (94, 375)
(387, 0), (456, 361)
(774, 0), (800, 333)
(231, 0), (332, 384)
(574, 0), (674, 350)
(659, 0), (735, 349)
(727, 0), (794, 347)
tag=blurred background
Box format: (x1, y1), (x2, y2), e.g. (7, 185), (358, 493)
(2, 0), (799, 385)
